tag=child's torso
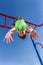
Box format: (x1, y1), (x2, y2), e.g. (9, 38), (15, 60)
(14, 19), (27, 31)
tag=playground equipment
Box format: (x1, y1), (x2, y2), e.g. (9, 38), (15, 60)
(0, 13), (43, 65)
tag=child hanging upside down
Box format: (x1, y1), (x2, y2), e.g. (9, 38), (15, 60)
(4, 16), (37, 43)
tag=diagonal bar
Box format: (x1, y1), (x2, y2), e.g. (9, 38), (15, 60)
(31, 38), (43, 65)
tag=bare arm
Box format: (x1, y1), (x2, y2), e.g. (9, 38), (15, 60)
(26, 26), (33, 33)
(8, 27), (15, 33)
(26, 26), (37, 40)
(4, 27), (16, 43)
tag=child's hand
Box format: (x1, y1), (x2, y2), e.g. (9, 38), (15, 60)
(29, 30), (37, 40)
(4, 31), (14, 43)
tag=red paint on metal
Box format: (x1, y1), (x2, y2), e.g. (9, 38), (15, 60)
(36, 43), (43, 48)
(0, 13), (43, 29)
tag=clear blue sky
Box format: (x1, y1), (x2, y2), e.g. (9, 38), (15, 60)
(0, 0), (43, 65)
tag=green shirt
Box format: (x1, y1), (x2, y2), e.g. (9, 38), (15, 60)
(14, 19), (27, 31)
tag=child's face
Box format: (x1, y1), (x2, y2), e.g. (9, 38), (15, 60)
(18, 29), (26, 38)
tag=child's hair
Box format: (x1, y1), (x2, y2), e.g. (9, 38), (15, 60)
(18, 33), (26, 39)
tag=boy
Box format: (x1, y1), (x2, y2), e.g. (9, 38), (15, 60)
(4, 16), (37, 43)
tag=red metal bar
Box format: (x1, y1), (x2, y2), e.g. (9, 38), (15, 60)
(0, 13), (43, 29)
(0, 13), (16, 19)
(25, 21), (43, 27)
(4, 16), (6, 26)
(0, 24), (12, 29)
(36, 43), (43, 48)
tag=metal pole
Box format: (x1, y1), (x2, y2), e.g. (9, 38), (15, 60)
(4, 16), (6, 26)
(31, 38), (43, 65)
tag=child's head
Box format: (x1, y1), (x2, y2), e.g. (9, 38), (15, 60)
(18, 29), (26, 39)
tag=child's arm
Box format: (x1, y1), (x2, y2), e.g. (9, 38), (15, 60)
(4, 27), (16, 43)
(26, 26), (37, 40)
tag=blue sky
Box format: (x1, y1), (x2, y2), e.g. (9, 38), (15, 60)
(0, 0), (43, 65)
